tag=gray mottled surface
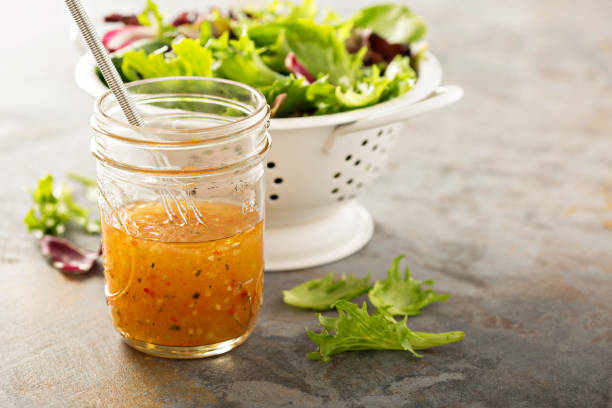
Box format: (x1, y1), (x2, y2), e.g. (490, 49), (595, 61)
(1, 0), (611, 407)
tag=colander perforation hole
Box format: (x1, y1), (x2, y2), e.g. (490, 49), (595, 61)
(270, 194), (279, 200)
(338, 196), (345, 202)
(267, 162), (276, 169)
(274, 177), (283, 184)
(357, 183), (363, 189)
(345, 154), (352, 161)
(331, 188), (339, 194)
(333, 172), (341, 179)
(347, 179), (353, 185)
(377, 130), (383, 137)
(354, 159), (361, 166)
(361, 139), (368, 146)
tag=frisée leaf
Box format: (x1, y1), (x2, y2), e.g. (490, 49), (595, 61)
(306, 300), (464, 362)
(369, 255), (450, 316)
(283, 274), (371, 310)
(121, 38), (213, 81)
(351, 4), (427, 44)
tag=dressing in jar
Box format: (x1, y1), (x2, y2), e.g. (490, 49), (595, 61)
(92, 77), (270, 358)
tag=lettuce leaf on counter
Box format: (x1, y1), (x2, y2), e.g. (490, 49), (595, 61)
(369, 255), (450, 316)
(283, 274), (371, 310)
(307, 300), (464, 362)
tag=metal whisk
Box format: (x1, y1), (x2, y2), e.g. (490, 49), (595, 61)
(65, 0), (203, 224)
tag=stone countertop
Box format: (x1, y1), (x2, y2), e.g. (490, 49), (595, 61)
(1, 0), (611, 407)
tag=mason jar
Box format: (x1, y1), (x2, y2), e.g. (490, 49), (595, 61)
(91, 77), (270, 358)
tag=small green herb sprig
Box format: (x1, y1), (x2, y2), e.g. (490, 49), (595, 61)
(24, 174), (100, 237)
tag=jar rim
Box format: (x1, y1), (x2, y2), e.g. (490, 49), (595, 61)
(94, 77), (269, 145)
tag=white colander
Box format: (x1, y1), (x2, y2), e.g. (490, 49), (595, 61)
(75, 52), (462, 271)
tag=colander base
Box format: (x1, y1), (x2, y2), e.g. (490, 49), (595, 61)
(264, 201), (374, 271)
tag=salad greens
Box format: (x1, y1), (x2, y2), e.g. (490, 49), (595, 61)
(102, 0), (427, 117)
(284, 255), (463, 362)
(24, 174), (100, 237)
(137, 0), (174, 42)
(369, 255), (450, 316)
(306, 300), (464, 362)
(351, 4), (427, 44)
(283, 274), (371, 310)
(122, 38), (213, 81)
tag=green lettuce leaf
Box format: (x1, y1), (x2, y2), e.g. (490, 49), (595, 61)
(121, 38), (213, 81)
(351, 4), (427, 44)
(304, 76), (341, 114)
(249, 21), (359, 85)
(260, 76), (312, 117)
(307, 300), (464, 362)
(208, 32), (286, 88)
(335, 64), (388, 108)
(138, 0), (174, 41)
(243, 0), (319, 23)
(368, 255), (450, 316)
(283, 274), (371, 310)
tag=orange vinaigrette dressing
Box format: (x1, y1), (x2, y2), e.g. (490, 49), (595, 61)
(101, 201), (263, 347)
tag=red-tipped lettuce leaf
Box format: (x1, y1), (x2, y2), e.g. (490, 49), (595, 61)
(39, 235), (100, 275)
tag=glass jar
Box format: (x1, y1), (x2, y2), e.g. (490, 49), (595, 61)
(91, 77), (270, 358)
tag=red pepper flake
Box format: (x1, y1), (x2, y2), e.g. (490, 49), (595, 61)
(143, 288), (155, 295)
(214, 250), (221, 255)
(240, 291), (248, 299)
(170, 317), (179, 323)
(166, 282), (171, 286)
